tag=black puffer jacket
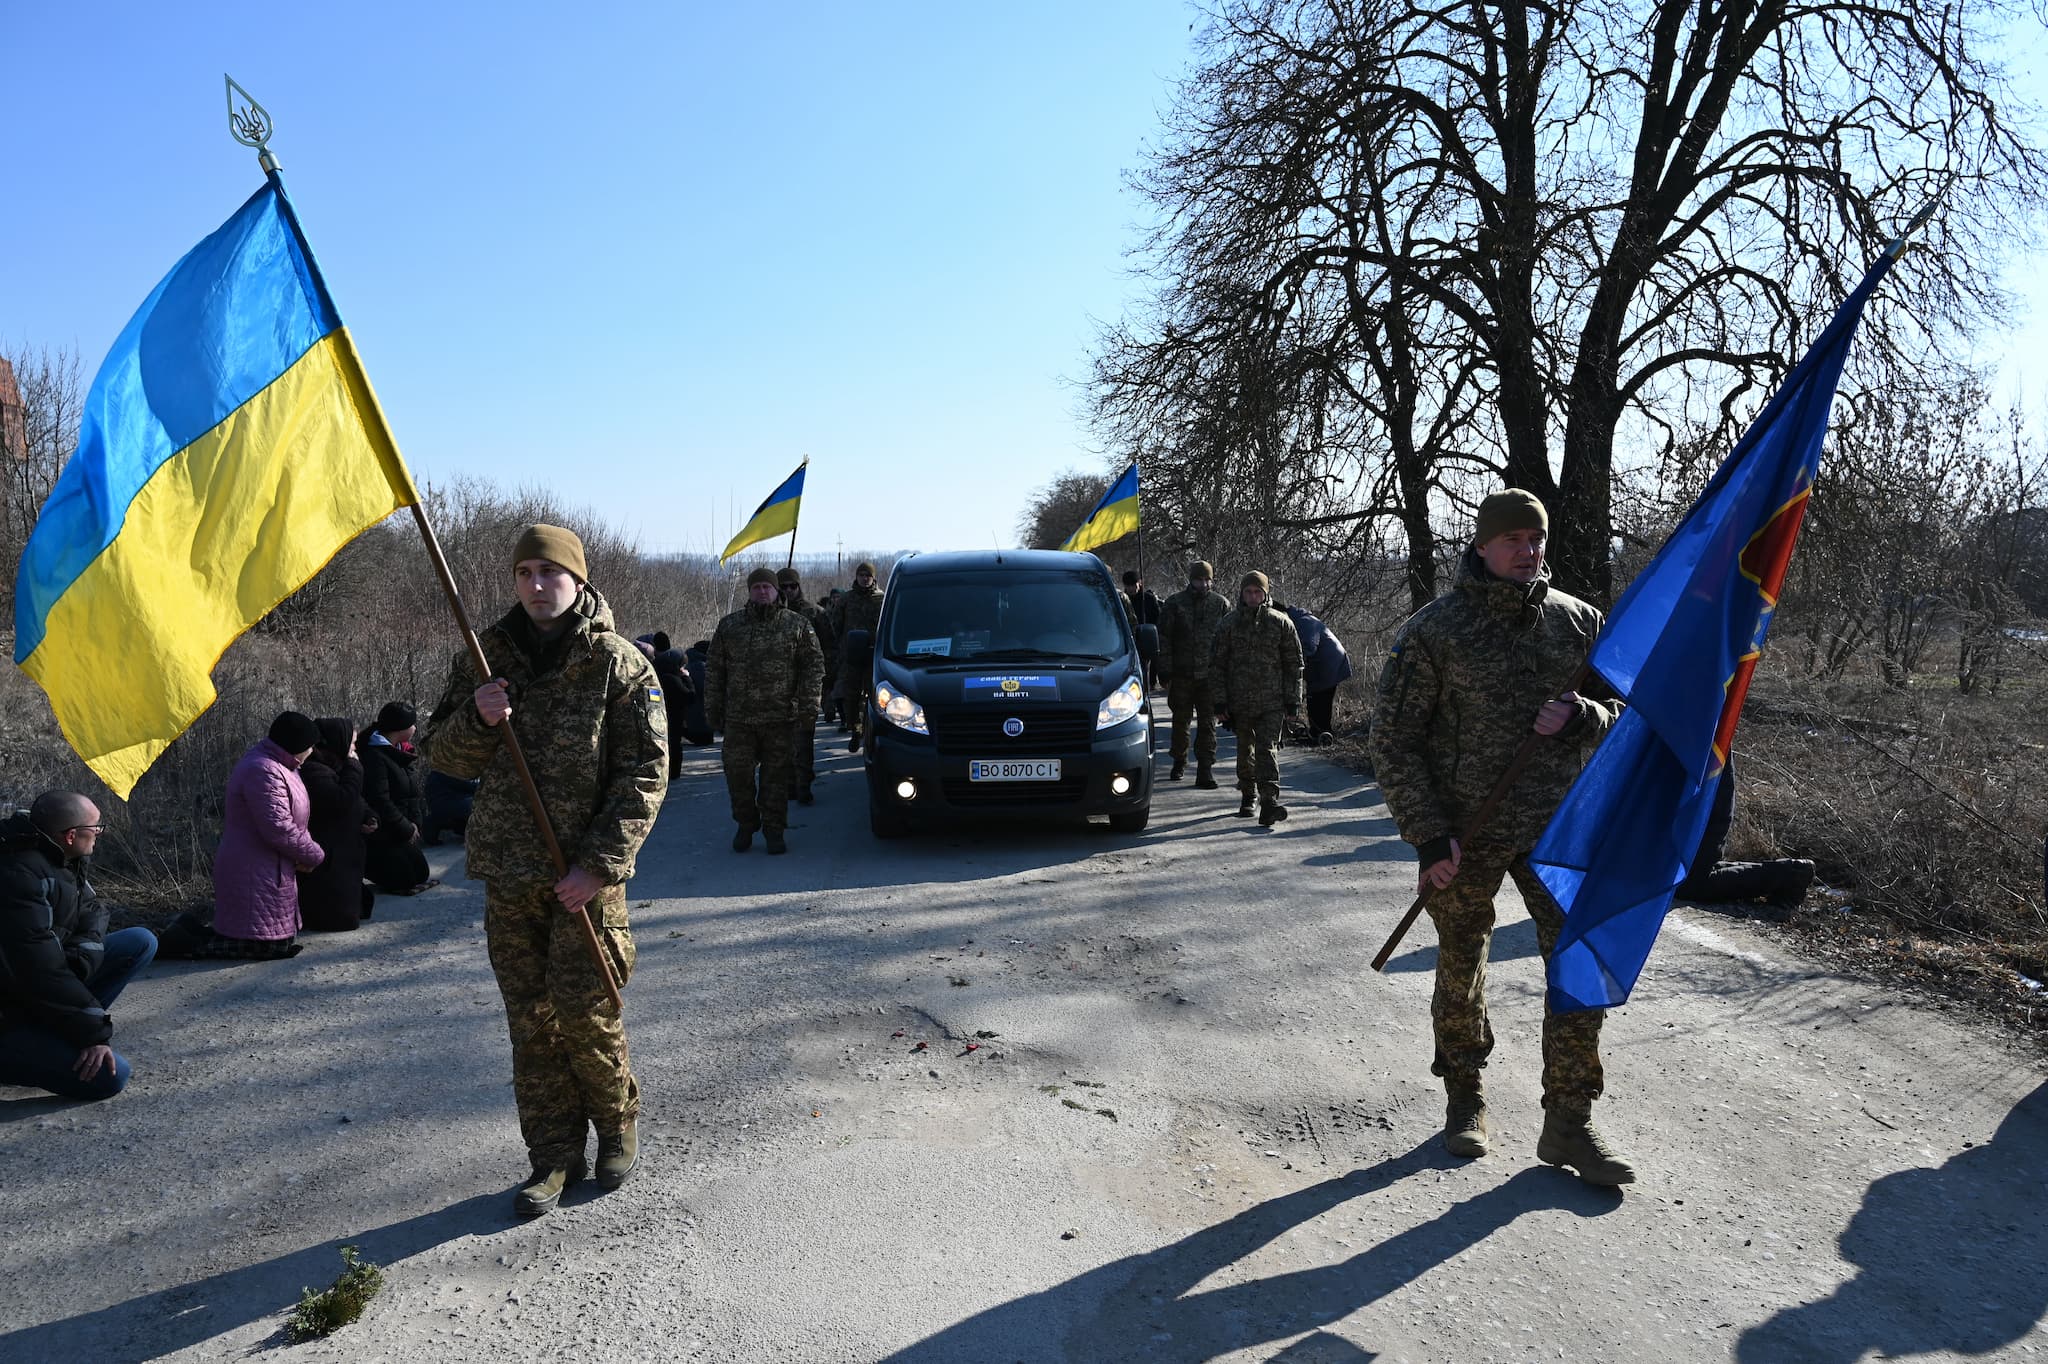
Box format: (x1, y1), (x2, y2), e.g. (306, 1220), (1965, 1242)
(0, 812), (112, 1047)
(361, 737), (428, 846)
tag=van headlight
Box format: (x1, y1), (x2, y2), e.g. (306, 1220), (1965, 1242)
(873, 681), (928, 735)
(1096, 674), (1145, 729)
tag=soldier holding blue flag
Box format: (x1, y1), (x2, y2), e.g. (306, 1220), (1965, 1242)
(1369, 491), (1636, 1186)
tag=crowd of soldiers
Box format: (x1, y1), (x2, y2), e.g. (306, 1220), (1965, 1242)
(4, 492), (1648, 1217)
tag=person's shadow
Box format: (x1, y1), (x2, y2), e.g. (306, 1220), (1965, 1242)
(1736, 1081), (2048, 1362)
(0, 1193), (505, 1362)
(883, 1141), (1621, 1361)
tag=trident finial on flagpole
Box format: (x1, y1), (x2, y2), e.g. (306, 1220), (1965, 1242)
(225, 75), (281, 175)
(1883, 173), (1954, 260)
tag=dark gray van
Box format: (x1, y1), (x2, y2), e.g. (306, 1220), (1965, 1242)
(840, 550), (1157, 837)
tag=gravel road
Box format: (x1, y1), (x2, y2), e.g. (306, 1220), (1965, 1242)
(3, 733), (2044, 1362)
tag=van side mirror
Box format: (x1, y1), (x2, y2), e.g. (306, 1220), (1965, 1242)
(843, 629), (874, 675)
(1136, 623), (1159, 664)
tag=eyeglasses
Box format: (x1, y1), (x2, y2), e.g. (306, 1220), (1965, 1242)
(68, 824), (106, 835)
(778, 583), (800, 592)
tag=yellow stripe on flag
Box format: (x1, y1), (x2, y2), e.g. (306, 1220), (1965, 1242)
(21, 330), (415, 796)
(721, 495), (802, 563)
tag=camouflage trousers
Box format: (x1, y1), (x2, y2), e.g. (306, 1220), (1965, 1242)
(791, 714), (815, 795)
(723, 720), (793, 832)
(485, 880), (639, 1167)
(837, 673), (867, 745)
(1424, 852), (1605, 1113)
(1232, 708), (1283, 802)
(1167, 675), (1217, 763)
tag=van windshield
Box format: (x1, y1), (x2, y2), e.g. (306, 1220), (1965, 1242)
(884, 569), (1127, 662)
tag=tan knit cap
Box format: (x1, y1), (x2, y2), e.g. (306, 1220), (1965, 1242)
(1189, 560), (1214, 580)
(746, 567), (778, 588)
(1240, 571), (1269, 592)
(512, 524), (587, 582)
(776, 567), (801, 586)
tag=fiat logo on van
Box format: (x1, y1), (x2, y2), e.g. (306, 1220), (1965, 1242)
(1003, 717), (1025, 738)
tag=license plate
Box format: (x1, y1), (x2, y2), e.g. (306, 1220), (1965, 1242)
(968, 759), (1062, 782)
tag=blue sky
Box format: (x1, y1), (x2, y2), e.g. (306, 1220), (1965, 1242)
(2, 3), (1200, 558)
(3, 3), (2041, 562)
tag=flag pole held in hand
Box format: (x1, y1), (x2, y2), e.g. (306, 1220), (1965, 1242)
(226, 78), (622, 1011)
(1371, 664), (1593, 972)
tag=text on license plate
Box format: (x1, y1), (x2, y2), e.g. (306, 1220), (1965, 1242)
(968, 759), (1062, 782)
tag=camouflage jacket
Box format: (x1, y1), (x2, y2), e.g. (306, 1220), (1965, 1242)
(827, 581), (884, 643)
(1158, 585), (1230, 678)
(785, 593), (836, 665)
(706, 602), (826, 729)
(1369, 550), (1619, 858)
(426, 585), (669, 887)
(1211, 602), (1306, 717)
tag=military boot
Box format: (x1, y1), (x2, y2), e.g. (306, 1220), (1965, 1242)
(595, 1120), (639, 1190)
(514, 1157), (587, 1217)
(1168, 757), (1185, 782)
(764, 829), (788, 855)
(1234, 791), (1256, 818)
(1537, 1108), (1637, 1186)
(732, 824), (754, 852)
(1194, 763), (1219, 790)
(1258, 799), (1289, 826)
(1443, 1077), (1488, 1158)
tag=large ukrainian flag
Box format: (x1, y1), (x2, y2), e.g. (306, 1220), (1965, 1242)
(720, 459), (806, 562)
(1059, 461), (1139, 554)
(13, 179), (418, 797)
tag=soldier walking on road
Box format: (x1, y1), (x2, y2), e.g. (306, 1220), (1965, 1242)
(708, 567), (825, 854)
(1368, 489), (1635, 1186)
(426, 523), (669, 1217)
(1157, 561), (1230, 787)
(776, 567), (835, 805)
(1211, 571), (1304, 825)
(827, 561), (884, 753)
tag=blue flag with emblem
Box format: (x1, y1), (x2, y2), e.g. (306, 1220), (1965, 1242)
(1528, 249), (1899, 1013)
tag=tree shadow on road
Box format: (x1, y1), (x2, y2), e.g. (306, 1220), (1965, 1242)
(1735, 1080), (2048, 1363)
(881, 1141), (1621, 1362)
(0, 1192), (507, 1363)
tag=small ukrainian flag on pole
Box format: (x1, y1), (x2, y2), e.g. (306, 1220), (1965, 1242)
(1059, 461), (1140, 554)
(13, 179), (419, 797)
(721, 459), (807, 563)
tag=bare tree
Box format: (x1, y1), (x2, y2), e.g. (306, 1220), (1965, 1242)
(1095, 0), (2045, 602)
(1, 344), (85, 621)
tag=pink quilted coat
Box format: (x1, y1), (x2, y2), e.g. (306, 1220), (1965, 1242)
(212, 737), (326, 940)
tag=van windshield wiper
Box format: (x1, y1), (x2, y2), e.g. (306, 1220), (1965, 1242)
(963, 649), (1112, 663)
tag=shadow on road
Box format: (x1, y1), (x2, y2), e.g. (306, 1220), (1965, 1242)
(1735, 1081), (2048, 1363)
(0, 1192), (507, 1363)
(882, 1142), (1621, 1362)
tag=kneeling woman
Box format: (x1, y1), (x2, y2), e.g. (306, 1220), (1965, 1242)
(206, 711), (326, 958)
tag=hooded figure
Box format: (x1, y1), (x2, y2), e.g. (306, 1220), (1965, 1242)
(299, 716), (373, 931)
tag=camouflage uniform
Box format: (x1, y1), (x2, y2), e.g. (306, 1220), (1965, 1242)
(827, 579), (884, 743)
(779, 586), (835, 797)
(707, 601), (825, 833)
(426, 584), (668, 1168)
(1211, 600), (1305, 802)
(1158, 584), (1230, 764)
(1369, 549), (1618, 1114)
